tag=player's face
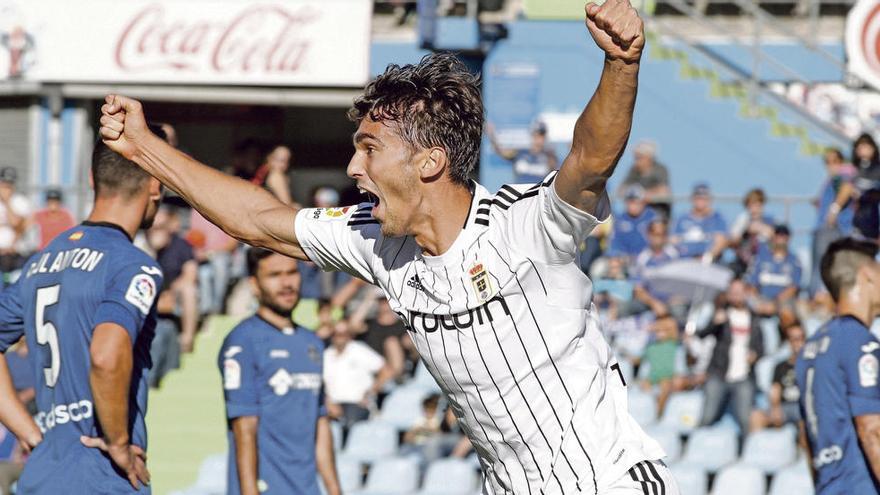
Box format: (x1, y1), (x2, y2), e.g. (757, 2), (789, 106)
(691, 194), (710, 214)
(267, 146), (291, 172)
(625, 198), (645, 216)
(786, 326), (805, 355)
(253, 254), (301, 316)
(348, 116), (421, 237)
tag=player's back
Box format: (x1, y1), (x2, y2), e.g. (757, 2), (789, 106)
(14, 222), (161, 494)
(796, 316), (880, 494)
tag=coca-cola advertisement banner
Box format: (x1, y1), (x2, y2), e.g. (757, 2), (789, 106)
(847, 0), (880, 91)
(0, 0), (373, 86)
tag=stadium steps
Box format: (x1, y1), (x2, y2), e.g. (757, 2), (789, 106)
(646, 31), (831, 156)
(146, 315), (241, 495)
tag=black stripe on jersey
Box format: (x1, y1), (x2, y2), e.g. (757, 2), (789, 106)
(628, 465), (651, 495)
(644, 461), (666, 495)
(348, 220), (379, 227)
(500, 184), (524, 199)
(481, 247), (580, 489)
(386, 237), (410, 302)
(475, 218), (490, 226)
(495, 189), (518, 204)
(476, 207), (490, 216)
(486, 241), (598, 494)
(635, 462), (659, 495)
(526, 258), (547, 296)
(478, 198), (512, 211)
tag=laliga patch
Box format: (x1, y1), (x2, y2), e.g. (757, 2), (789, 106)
(125, 274), (156, 315)
(859, 353), (879, 387)
(223, 358), (241, 390)
(311, 206), (353, 221)
(469, 263), (494, 303)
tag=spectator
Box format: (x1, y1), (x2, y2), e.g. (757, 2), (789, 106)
(694, 279), (764, 433)
(486, 121), (558, 184)
(608, 185), (657, 261)
(672, 182), (727, 261)
(31, 189), (75, 251)
(811, 147), (856, 295)
(831, 133), (880, 240)
(0, 167), (31, 284)
(401, 397), (469, 465)
(350, 294), (407, 383)
(639, 315), (686, 417)
(729, 188), (775, 276)
(188, 210), (238, 315)
(144, 206), (199, 387)
(312, 186), (340, 208)
(632, 220), (679, 317)
(750, 321), (805, 432)
(746, 224), (802, 317)
(323, 319), (394, 431)
(252, 145), (295, 206)
(618, 140), (671, 218)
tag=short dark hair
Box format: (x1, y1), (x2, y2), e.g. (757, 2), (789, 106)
(91, 142), (151, 198)
(820, 237), (879, 301)
(824, 147), (844, 162)
(348, 53), (483, 186)
(246, 247), (277, 276)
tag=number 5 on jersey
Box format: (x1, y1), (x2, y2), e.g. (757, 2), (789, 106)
(36, 285), (61, 387)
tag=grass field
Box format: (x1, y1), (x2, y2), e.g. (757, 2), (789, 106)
(145, 315), (241, 495)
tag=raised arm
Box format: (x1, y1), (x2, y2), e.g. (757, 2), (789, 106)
(554, 0), (644, 215)
(98, 96), (307, 260)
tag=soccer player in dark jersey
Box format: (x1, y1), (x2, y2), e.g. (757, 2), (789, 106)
(219, 248), (340, 495)
(797, 237), (880, 493)
(0, 141), (164, 493)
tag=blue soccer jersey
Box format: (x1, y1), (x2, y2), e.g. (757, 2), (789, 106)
(796, 316), (880, 494)
(218, 315), (326, 495)
(746, 246), (803, 299)
(0, 222), (162, 494)
(609, 208), (657, 258)
(673, 211), (727, 258)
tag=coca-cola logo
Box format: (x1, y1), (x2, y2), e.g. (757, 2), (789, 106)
(114, 3), (320, 74)
(859, 3), (880, 72)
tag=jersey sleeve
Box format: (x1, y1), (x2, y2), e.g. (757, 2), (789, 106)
(839, 333), (880, 416)
(219, 332), (260, 419)
(93, 261), (163, 343)
(294, 205), (377, 282)
(500, 174), (611, 264)
(0, 278), (24, 353)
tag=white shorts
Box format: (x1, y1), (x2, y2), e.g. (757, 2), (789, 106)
(603, 460), (680, 495)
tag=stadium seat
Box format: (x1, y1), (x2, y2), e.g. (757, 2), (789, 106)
(412, 361), (443, 393)
(356, 456), (420, 495)
(337, 456), (364, 493)
(340, 420), (399, 464)
(760, 317), (781, 356)
(669, 463), (707, 495)
(711, 463), (765, 495)
(627, 388), (657, 427)
(680, 425), (737, 472)
(741, 425), (797, 473)
(380, 385), (432, 430)
(659, 390), (703, 435)
(418, 458), (479, 495)
(331, 419), (343, 452)
(768, 460), (814, 495)
(754, 355), (781, 394)
(644, 424), (682, 463)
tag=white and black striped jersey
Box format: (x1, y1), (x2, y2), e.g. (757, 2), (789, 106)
(295, 172), (665, 494)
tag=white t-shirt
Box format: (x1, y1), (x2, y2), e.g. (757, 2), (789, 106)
(725, 308), (752, 383)
(0, 194), (31, 250)
(295, 173), (664, 494)
(323, 340), (385, 404)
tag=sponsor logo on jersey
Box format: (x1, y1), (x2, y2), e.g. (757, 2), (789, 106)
(141, 265), (162, 277)
(469, 263), (494, 303)
(35, 399), (94, 433)
(269, 349), (289, 359)
(258, 480), (269, 492)
(223, 358), (241, 390)
(68, 231), (84, 241)
(398, 295), (511, 333)
(860, 353), (879, 387)
(268, 370), (321, 395)
(125, 273), (157, 315)
(407, 274), (425, 293)
(813, 445), (843, 469)
(312, 206), (351, 221)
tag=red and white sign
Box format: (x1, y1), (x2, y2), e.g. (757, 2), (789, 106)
(0, 0), (372, 86)
(847, 0), (880, 91)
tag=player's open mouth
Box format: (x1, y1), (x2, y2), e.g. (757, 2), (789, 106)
(359, 187), (381, 208)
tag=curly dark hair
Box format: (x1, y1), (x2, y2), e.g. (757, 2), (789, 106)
(348, 53), (483, 186)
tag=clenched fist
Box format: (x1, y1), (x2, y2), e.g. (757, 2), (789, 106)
(99, 94), (153, 161)
(585, 0), (645, 64)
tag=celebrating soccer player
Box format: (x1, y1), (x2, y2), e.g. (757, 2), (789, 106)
(796, 238), (880, 494)
(218, 248), (340, 495)
(98, 0), (679, 492)
(0, 142), (164, 493)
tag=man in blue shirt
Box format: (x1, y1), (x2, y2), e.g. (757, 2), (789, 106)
(631, 220), (678, 317)
(219, 248), (340, 495)
(746, 224), (802, 316)
(0, 140), (164, 493)
(796, 237), (880, 494)
(609, 185), (657, 260)
(487, 121), (559, 184)
(672, 182), (728, 260)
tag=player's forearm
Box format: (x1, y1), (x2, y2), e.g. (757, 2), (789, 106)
(0, 354), (41, 447)
(555, 58), (639, 211)
(315, 417), (341, 495)
(132, 134), (300, 252)
(90, 336), (133, 447)
(855, 415), (880, 481)
(232, 416), (260, 495)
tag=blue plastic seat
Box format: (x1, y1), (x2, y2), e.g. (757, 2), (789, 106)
(418, 458), (479, 495)
(681, 425), (737, 472)
(741, 425), (797, 473)
(769, 460), (814, 495)
(660, 390), (704, 435)
(669, 463), (707, 495)
(380, 385), (433, 430)
(358, 456), (420, 495)
(711, 463), (765, 495)
(336, 456), (363, 493)
(628, 388), (658, 427)
(340, 420), (399, 464)
(645, 424), (682, 463)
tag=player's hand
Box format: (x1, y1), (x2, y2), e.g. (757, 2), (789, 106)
(179, 333), (195, 354)
(99, 94), (154, 161)
(80, 436), (150, 490)
(585, 0), (645, 64)
(18, 429), (42, 454)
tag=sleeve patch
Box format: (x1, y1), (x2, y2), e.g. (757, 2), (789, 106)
(859, 353), (879, 387)
(223, 358), (241, 390)
(310, 206), (355, 222)
(125, 274), (157, 315)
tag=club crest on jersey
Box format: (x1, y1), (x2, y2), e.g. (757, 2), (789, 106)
(68, 231), (84, 241)
(469, 263), (493, 303)
(312, 206), (352, 221)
